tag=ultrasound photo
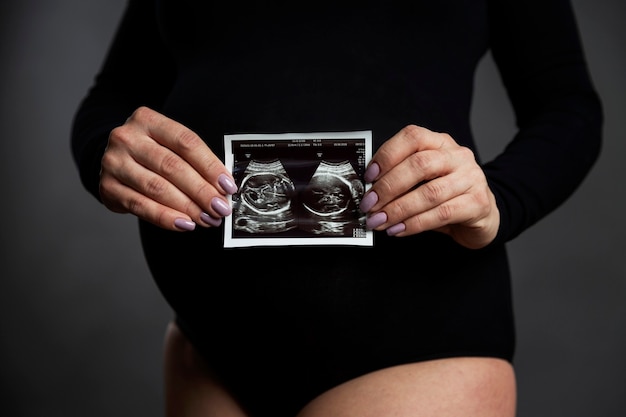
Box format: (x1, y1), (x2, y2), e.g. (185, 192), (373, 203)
(224, 131), (373, 247)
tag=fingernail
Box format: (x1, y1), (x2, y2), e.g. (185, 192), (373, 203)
(386, 223), (406, 236)
(201, 212), (222, 227)
(364, 162), (380, 183)
(366, 212), (387, 229)
(211, 197), (232, 216)
(174, 218), (196, 231)
(218, 174), (238, 195)
(360, 191), (378, 213)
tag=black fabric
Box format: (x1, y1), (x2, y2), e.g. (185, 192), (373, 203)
(71, 0), (602, 415)
(144, 224), (515, 416)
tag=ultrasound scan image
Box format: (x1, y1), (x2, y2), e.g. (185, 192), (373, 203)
(232, 159), (297, 234)
(232, 158), (365, 237)
(225, 131), (372, 246)
(299, 161), (366, 236)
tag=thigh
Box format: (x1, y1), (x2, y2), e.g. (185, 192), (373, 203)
(163, 321), (251, 417)
(296, 357), (517, 417)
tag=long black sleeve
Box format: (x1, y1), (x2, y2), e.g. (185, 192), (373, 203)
(484, 0), (603, 243)
(71, 0), (602, 244)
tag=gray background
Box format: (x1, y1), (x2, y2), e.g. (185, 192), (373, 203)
(0, 1), (624, 416)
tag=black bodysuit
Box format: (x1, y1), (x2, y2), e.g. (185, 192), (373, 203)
(71, 0), (602, 415)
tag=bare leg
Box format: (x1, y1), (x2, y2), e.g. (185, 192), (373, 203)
(163, 320), (250, 417)
(164, 320), (515, 417)
(296, 357), (517, 417)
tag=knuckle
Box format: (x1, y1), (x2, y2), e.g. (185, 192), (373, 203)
(408, 213), (427, 232)
(108, 125), (130, 146)
(436, 203), (454, 222)
(174, 127), (200, 152)
(390, 200), (411, 221)
(176, 199), (196, 214)
(471, 167), (487, 185)
(98, 173), (114, 192)
(180, 199), (195, 215)
(420, 180), (445, 204)
(473, 186), (492, 209)
(144, 176), (168, 197)
(440, 132), (454, 143)
(402, 124), (422, 141)
(203, 155), (220, 172)
(152, 206), (170, 227)
(374, 175), (395, 196)
(194, 181), (212, 200)
(127, 195), (147, 216)
(408, 151), (434, 173)
(132, 105), (152, 121)
(107, 126), (141, 156)
(373, 145), (394, 168)
(100, 150), (116, 170)
(457, 145), (476, 161)
(159, 152), (185, 176)
(98, 183), (115, 207)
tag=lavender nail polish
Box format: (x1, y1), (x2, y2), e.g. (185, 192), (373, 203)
(364, 162), (380, 183)
(366, 212), (387, 229)
(218, 173), (238, 195)
(386, 223), (406, 236)
(201, 212), (222, 227)
(211, 197), (232, 216)
(174, 218), (196, 231)
(360, 191), (378, 213)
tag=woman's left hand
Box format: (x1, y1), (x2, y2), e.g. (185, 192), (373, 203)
(359, 124), (500, 249)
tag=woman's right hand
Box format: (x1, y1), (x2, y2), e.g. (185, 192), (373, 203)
(99, 106), (238, 231)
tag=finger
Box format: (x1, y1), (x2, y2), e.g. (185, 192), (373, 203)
(365, 148), (448, 211)
(365, 125), (449, 182)
(380, 176), (498, 246)
(363, 142), (474, 215)
(390, 193), (480, 237)
(116, 108), (236, 219)
(126, 132), (229, 219)
(400, 191), (498, 250)
(383, 171), (473, 226)
(100, 172), (204, 232)
(133, 107), (236, 194)
(365, 167), (472, 231)
(102, 148), (225, 228)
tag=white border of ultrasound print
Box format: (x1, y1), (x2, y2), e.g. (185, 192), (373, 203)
(224, 130), (373, 248)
